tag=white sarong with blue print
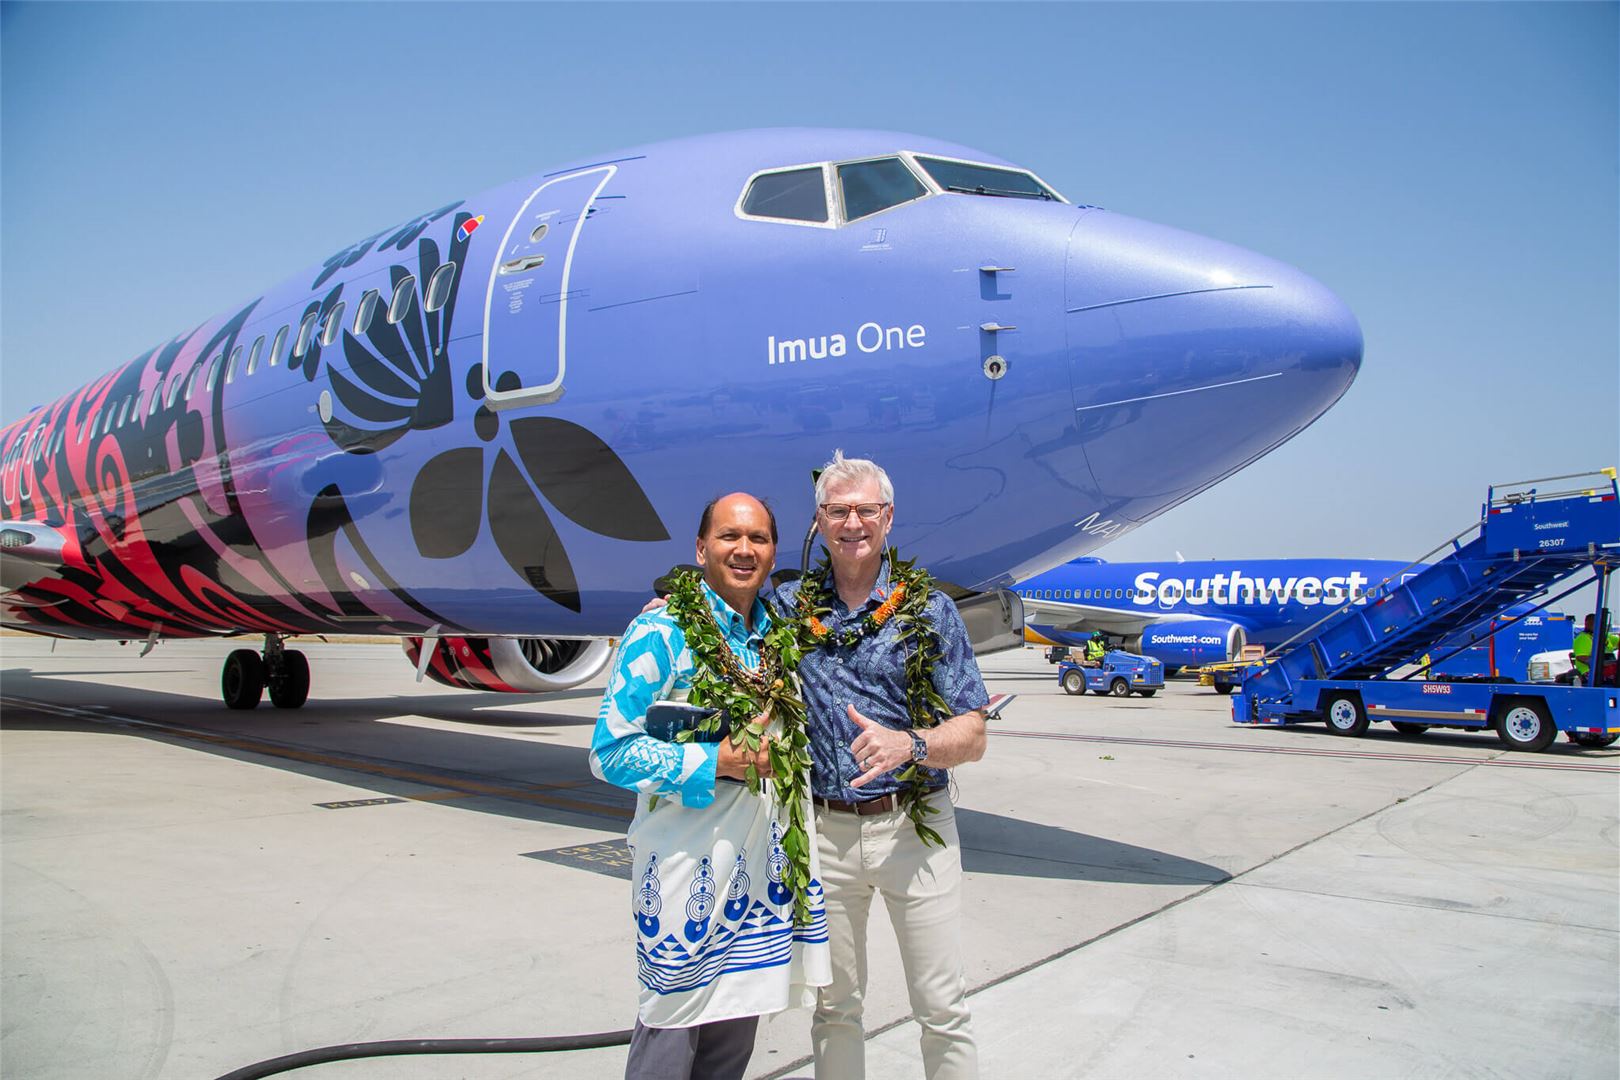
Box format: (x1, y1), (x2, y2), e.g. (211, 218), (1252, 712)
(590, 587), (829, 1028)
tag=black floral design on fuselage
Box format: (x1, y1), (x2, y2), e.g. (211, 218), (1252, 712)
(321, 210), (669, 612)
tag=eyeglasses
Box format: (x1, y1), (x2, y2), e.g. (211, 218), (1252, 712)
(819, 502), (889, 521)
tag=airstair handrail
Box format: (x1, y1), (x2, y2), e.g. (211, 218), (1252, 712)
(1253, 518), (1485, 663)
(1488, 467), (1618, 508)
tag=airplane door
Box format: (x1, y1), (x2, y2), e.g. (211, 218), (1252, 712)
(481, 165), (616, 408)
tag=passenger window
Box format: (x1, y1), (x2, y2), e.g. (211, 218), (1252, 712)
(914, 156), (1059, 201)
(224, 346), (241, 386)
(166, 375), (183, 408)
(354, 289), (379, 335)
(184, 365), (201, 400)
(388, 276), (416, 324)
(741, 167), (829, 223)
(425, 263), (456, 312)
(205, 355), (222, 393)
(268, 326), (288, 368)
(293, 312), (320, 357)
(321, 302), (346, 347)
(838, 158), (927, 221)
(115, 397), (130, 428)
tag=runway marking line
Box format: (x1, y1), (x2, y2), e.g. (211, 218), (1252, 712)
(2, 696), (633, 820)
(990, 727), (1620, 772)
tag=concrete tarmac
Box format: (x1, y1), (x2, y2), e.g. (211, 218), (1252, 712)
(2, 637), (1615, 1079)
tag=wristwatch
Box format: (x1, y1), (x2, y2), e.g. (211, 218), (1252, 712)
(909, 731), (929, 763)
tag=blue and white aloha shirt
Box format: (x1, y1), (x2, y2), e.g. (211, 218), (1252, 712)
(589, 580), (829, 1027)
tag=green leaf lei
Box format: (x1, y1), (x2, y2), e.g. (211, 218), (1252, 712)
(663, 568), (816, 927)
(796, 547), (951, 847)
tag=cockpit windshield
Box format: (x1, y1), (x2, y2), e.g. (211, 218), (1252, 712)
(914, 156), (1058, 201)
(738, 151), (1064, 228)
(741, 167), (829, 223)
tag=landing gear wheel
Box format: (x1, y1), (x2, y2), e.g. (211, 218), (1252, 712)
(268, 649), (310, 709)
(1214, 683), (1235, 696)
(1061, 670), (1086, 695)
(1391, 722), (1430, 737)
(1494, 699), (1556, 752)
(222, 649), (265, 710)
(1569, 731), (1619, 748)
(1109, 678), (1130, 698)
(1135, 689), (1157, 698)
(1323, 692), (1368, 737)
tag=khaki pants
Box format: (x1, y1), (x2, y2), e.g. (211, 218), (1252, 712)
(811, 799), (977, 1080)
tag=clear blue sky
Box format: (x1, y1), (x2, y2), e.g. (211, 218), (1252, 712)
(3, 1), (1616, 570)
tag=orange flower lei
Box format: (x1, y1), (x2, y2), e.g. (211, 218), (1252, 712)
(794, 549), (951, 847)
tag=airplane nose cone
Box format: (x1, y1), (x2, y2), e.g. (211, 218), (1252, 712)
(1065, 212), (1362, 506)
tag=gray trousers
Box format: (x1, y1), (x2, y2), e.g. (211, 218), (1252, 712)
(625, 1015), (760, 1080)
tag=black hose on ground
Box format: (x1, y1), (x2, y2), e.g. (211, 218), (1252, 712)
(212, 1030), (635, 1080)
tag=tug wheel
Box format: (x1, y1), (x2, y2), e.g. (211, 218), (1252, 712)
(1109, 678), (1131, 698)
(1061, 670), (1086, 696)
(1569, 731), (1619, 748)
(1135, 689), (1157, 698)
(1391, 722), (1430, 737)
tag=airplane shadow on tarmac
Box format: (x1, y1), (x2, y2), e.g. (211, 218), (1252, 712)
(0, 667), (1228, 887)
(956, 809), (1229, 885)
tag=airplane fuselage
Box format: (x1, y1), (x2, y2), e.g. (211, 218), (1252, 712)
(1020, 557), (1413, 667)
(1, 130), (1362, 659)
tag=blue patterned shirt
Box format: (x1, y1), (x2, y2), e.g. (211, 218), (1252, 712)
(590, 581), (769, 808)
(772, 557), (989, 801)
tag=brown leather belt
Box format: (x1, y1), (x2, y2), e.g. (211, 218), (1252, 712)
(813, 787), (946, 816)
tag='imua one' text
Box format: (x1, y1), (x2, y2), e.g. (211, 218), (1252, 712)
(768, 322), (927, 365)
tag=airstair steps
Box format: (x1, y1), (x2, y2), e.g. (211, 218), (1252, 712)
(1241, 475), (1620, 710)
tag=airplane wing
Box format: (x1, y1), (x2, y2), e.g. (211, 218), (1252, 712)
(1020, 596), (1167, 638)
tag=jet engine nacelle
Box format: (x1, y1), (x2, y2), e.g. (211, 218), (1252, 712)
(403, 636), (612, 693)
(1130, 620), (1246, 669)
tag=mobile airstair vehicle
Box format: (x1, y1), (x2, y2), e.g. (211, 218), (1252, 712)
(1232, 471), (1620, 751)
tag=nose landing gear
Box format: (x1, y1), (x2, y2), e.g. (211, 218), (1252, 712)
(221, 635), (310, 710)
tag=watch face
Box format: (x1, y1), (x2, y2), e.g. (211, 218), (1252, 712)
(911, 733), (928, 761)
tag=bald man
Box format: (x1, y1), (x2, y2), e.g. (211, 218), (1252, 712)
(590, 493), (829, 1080)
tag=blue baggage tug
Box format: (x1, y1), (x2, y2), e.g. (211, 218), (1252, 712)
(1058, 650), (1165, 697)
(1233, 470), (1620, 751)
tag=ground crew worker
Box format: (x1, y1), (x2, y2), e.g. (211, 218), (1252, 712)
(1573, 613), (1618, 686)
(1085, 632), (1107, 665)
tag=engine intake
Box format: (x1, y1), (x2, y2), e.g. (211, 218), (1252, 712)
(1132, 620), (1246, 670)
(403, 636), (612, 693)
